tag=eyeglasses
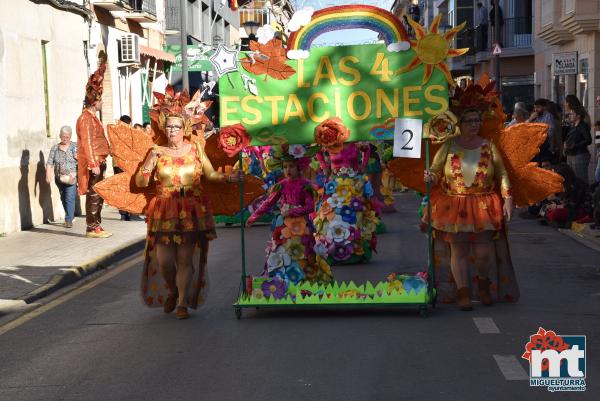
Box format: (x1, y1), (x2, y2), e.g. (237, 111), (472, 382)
(461, 118), (481, 125)
(165, 125), (183, 131)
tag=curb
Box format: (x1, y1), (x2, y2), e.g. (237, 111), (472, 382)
(19, 237), (146, 304)
(558, 228), (600, 254)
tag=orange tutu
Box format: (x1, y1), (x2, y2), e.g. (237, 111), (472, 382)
(423, 188), (503, 234)
(146, 191), (214, 236)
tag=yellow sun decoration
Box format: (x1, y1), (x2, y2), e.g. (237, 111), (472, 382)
(397, 15), (469, 85)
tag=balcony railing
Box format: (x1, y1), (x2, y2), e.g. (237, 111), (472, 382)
(128, 0), (156, 15)
(469, 17), (532, 53)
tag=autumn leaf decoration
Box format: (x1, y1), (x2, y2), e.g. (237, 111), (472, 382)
(240, 38), (296, 80)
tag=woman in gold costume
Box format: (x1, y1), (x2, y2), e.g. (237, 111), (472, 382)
(136, 113), (243, 319)
(424, 107), (513, 311)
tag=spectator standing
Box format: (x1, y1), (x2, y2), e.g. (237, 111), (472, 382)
(489, 0), (504, 46)
(77, 60), (112, 238)
(45, 126), (78, 228)
(143, 122), (152, 136)
(564, 106), (592, 184)
(477, 2), (489, 51)
(507, 101), (528, 126)
(528, 99), (557, 163)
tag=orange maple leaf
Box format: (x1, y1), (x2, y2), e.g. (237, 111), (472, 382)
(240, 39), (296, 80)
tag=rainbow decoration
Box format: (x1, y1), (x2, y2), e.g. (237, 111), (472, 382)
(288, 5), (409, 50)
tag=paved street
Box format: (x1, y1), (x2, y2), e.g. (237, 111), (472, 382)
(0, 194), (598, 401)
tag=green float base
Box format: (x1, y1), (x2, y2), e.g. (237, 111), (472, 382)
(234, 279), (435, 307)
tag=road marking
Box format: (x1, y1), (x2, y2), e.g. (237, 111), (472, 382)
(473, 317), (500, 334)
(0, 255), (142, 337)
(0, 272), (38, 285)
(493, 355), (529, 381)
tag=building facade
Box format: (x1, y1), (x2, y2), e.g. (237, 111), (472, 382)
(534, 0), (600, 122)
(0, 0), (173, 235)
(0, 0), (91, 234)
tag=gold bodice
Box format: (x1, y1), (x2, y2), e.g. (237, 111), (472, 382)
(135, 142), (225, 194)
(430, 139), (512, 198)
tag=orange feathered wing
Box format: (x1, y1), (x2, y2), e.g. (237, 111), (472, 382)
(94, 128), (265, 215)
(481, 123), (564, 206)
(94, 123), (155, 214)
(388, 123), (564, 207)
(203, 134), (265, 216)
(94, 172), (154, 214)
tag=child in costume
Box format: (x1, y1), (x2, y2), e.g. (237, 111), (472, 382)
(313, 142), (380, 264)
(246, 145), (332, 284)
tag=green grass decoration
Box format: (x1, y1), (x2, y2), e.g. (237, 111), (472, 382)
(236, 277), (433, 306)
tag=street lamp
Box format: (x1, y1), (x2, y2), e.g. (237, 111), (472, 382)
(241, 21), (260, 50)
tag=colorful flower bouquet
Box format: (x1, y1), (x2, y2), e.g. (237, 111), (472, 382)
(238, 272), (433, 306)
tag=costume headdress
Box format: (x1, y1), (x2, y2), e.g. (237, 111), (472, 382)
(149, 85), (213, 145)
(270, 144), (318, 171)
(84, 55), (107, 106)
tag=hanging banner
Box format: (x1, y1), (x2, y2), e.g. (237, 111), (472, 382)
(165, 44), (214, 72)
(220, 43), (448, 144)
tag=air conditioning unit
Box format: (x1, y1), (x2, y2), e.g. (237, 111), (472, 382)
(119, 34), (140, 63)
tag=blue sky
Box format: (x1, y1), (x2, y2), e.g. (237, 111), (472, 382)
(288, 0), (396, 46)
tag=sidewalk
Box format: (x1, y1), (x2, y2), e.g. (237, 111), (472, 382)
(0, 207), (146, 309)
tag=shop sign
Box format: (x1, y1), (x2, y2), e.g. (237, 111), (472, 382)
(553, 52), (578, 75)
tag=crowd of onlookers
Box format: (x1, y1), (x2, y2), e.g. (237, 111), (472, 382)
(508, 95), (600, 229)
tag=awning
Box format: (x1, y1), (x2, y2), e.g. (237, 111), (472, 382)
(140, 45), (176, 63)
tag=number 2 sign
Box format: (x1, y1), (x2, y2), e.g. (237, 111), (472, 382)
(393, 118), (422, 158)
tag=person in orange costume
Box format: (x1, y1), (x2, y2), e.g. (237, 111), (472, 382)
(76, 58), (112, 238)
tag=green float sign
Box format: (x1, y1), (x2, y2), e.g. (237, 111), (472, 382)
(220, 43), (448, 145)
(165, 44), (214, 72)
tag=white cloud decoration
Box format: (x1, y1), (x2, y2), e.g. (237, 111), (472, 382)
(287, 50), (310, 60)
(387, 41), (411, 52)
(288, 7), (314, 32)
(257, 25), (276, 45)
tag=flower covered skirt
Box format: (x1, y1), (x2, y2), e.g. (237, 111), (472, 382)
(423, 189), (504, 235)
(146, 194), (215, 244)
(313, 174), (379, 264)
(263, 214), (332, 284)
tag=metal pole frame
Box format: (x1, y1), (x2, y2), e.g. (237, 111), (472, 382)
(180, 0), (189, 91)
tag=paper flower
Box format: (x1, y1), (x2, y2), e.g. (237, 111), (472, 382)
(349, 197), (363, 211)
(252, 288), (265, 300)
(314, 117), (350, 154)
(423, 111), (461, 144)
(313, 239), (330, 257)
(331, 243), (353, 261)
(285, 262), (305, 284)
(267, 246), (291, 272)
(288, 144), (306, 159)
(324, 180), (337, 195)
(284, 238), (305, 260)
(319, 201), (336, 221)
(219, 123), (251, 157)
(340, 206), (357, 224)
(362, 181), (374, 198)
(282, 216), (307, 238)
(262, 278), (286, 299)
(326, 219), (351, 244)
(326, 194), (345, 209)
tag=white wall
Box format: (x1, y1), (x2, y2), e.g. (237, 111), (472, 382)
(0, 0), (89, 233)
